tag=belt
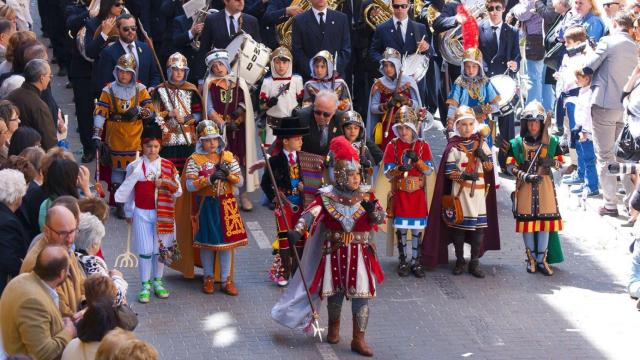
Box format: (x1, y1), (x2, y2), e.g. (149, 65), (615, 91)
(395, 176), (425, 192)
(109, 115), (139, 123)
(461, 182), (486, 189)
(323, 231), (371, 254)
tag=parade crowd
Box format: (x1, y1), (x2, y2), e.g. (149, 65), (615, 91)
(2, 0), (640, 358)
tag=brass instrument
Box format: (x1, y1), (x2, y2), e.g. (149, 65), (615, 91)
(438, 2), (486, 66)
(276, 0), (343, 49)
(190, 8), (214, 50)
(364, 0), (392, 30)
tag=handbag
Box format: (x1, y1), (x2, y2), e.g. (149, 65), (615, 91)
(116, 303), (139, 331)
(441, 185), (464, 226)
(615, 122), (640, 161)
(543, 42), (564, 71)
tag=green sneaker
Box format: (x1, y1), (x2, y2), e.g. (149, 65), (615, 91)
(138, 281), (151, 303)
(153, 278), (169, 299)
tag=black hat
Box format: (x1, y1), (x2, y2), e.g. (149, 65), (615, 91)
(141, 121), (163, 143)
(273, 116), (309, 137)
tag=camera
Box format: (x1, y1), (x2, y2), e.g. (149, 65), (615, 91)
(608, 162), (638, 175)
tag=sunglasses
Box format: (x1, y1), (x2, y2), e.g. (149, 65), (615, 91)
(122, 26), (137, 32)
(603, 2), (619, 7)
(486, 5), (503, 12)
(392, 4), (408, 9)
(314, 110), (333, 118)
(114, 2), (124, 7)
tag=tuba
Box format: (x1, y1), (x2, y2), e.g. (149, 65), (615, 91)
(276, 0), (343, 49)
(364, 0), (392, 30)
(438, 2), (486, 66)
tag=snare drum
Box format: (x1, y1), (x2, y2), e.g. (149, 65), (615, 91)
(226, 34), (272, 86)
(489, 74), (519, 116)
(403, 54), (429, 82)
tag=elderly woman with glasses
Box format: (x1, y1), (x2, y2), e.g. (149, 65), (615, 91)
(75, 212), (128, 304)
(0, 168), (29, 294)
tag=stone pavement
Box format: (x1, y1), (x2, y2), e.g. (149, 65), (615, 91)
(42, 19), (640, 360)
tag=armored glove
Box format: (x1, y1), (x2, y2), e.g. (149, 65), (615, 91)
(209, 170), (227, 183)
(405, 150), (418, 162)
(266, 97), (279, 108)
(398, 164), (413, 172)
(360, 200), (376, 213)
(286, 230), (303, 246)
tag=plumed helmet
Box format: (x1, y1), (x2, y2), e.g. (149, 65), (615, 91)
(116, 53), (137, 73)
(330, 136), (360, 188)
(462, 48), (483, 67)
(167, 52), (189, 69)
(392, 105), (420, 139)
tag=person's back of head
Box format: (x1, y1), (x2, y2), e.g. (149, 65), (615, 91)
(95, 328), (138, 360)
(0, 168), (26, 209)
(113, 339), (158, 360)
(39, 147), (74, 177)
(49, 195), (80, 223)
(33, 245), (69, 283)
(1, 155), (37, 183)
(18, 146), (45, 173)
(10, 39), (39, 73)
(23, 58), (49, 84)
(84, 273), (117, 306)
(564, 26), (588, 44)
(78, 197), (109, 223)
(8, 127), (41, 156)
(77, 298), (119, 343)
(42, 159), (80, 199)
(4, 31), (36, 64)
(614, 11), (634, 32)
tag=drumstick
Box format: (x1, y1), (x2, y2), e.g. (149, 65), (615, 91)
(415, 35), (425, 55)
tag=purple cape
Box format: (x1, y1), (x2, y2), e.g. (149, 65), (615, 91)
(421, 134), (501, 269)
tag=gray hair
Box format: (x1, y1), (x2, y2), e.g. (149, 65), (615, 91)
(553, 0), (571, 9)
(614, 11), (634, 31)
(24, 59), (49, 84)
(75, 212), (105, 252)
(0, 169), (27, 207)
(314, 90), (339, 107)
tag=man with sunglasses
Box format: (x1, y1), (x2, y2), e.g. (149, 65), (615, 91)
(20, 206), (87, 319)
(369, 0), (435, 112)
(480, 0), (520, 172)
(300, 90), (344, 156)
(95, 13), (161, 95)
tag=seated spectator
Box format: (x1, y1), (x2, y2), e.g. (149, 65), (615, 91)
(1, 155), (37, 183)
(95, 328), (137, 360)
(0, 168), (29, 293)
(0, 30), (36, 76)
(62, 274), (134, 360)
(38, 157), (93, 229)
(21, 205), (86, 317)
(0, 245), (77, 359)
(76, 213), (128, 304)
(7, 126), (40, 156)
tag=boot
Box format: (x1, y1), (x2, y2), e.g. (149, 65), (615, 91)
(536, 250), (554, 276)
(222, 277), (239, 296)
(452, 258), (466, 275)
(239, 192), (253, 211)
(327, 300), (341, 344)
(468, 259), (485, 278)
(202, 276), (214, 294)
(115, 202), (126, 220)
(351, 307), (373, 357)
(525, 249), (537, 274)
(411, 240), (425, 278)
(396, 231), (410, 277)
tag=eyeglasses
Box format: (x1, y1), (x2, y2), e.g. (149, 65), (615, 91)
(122, 26), (137, 32)
(47, 225), (78, 240)
(114, 2), (124, 7)
(314, 110), (333, 118)
(603, 2), (620, 7)
(392, 4), (408, 9)
(486, 5), (503, 12)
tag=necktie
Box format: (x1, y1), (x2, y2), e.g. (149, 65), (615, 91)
(127, 43), (134, 55)
(319, 125), (328, 148)
(396, 21), (404, 45)
(229, 15), (236, 37)
(491, 25), (499, 50)
(288, 152), (296, 166)
(319, 12), (325, 34)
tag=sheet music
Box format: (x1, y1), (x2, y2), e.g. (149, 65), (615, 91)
(183, 0), (206, 19)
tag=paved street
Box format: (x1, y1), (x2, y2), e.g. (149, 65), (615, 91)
(43, 19), (640, 360)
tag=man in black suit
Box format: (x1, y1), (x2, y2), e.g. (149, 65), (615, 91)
(300, 90), (345, 157)
(168, 13), (204, 84)
(94, 14), (161, 93)
(370, 0), (434, 110)
(478, 0), (520, 171)
(291, 0), (351, 80)
(193, 0), (262, 80)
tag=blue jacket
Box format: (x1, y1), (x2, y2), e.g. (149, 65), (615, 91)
(94, 40), (161, 92)
(478, 20), (521, 76)
(369, 18), (433, 65)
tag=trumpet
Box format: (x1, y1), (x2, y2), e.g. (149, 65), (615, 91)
(190, 8), (212, 50)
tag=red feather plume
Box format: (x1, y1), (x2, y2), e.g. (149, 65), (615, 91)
(458, 4), (479, 50)
(330, 136), (360, 162)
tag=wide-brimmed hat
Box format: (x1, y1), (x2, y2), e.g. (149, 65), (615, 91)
(273, 116), (309, 137)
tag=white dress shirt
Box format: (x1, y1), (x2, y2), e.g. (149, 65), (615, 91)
(282, 149), (298, 164)
(226, 10), (241, 37)
(392, 16), (408, 40)
(312, 7), (328, 25)
(489, 21), (503, 49)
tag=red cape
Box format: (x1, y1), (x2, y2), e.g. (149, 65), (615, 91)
(421, 134), (501, 268)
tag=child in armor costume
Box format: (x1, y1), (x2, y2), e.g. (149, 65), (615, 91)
(423, 106), (501, 278)
(302, 50), (352, 111)
(93, 53), (155, 219)
(202, 49), (260, 212)
(114, 122), (182, 303)
(185, 120), (248, 295)
(152, 52), (203, 173)
(506, 101), (564, 276)
(259, 47), (304, 146)
(261, 116), (310, 287)
(272, 136), (386, 357)
(368, 47), (422, 150)
(383, 106), (434, 278)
